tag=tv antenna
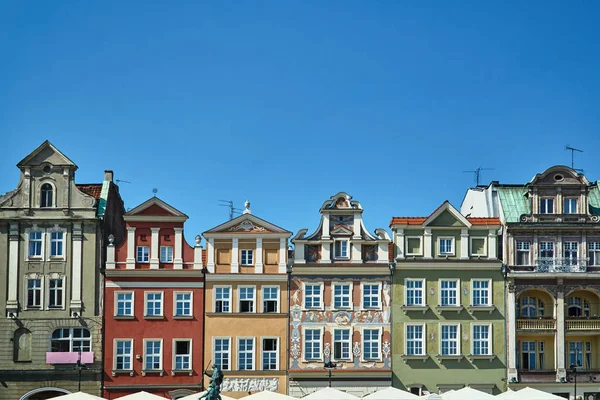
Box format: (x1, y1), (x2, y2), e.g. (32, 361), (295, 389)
(463, 167), (494, 186)
(218, 200), (243, 220)
(116, 179), (131, 184)
(565, 145), (584, 172)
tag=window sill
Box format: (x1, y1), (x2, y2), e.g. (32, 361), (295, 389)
(438, 253), (455, 257)
(436, 305), (464, 313)
(405, 253), (423, 257)
(467, 305), (495, 314)
(402, 305), (429, 314)
(112, 369), (134, 377)
(436, 354), (463, 361)
(468, 354), (496, 362)
(173, 315), (194, 320)
(114, 315), (135, 320)
(171, 369), (193, 376)
(141, 369), (164, 376)
(144, 315), (165, 320)
(401, 354), (429, 363)
(361, 306), (383, 311)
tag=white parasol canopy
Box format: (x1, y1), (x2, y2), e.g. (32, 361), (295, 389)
(178, 391), (237, 400)
(114, 392), (167, 400)
(53, 393), (107, 400)
(303, 388), (359, 400)
(440, 387), (495, 400)
(494, 389), (515, 399)
(241, 391), (298, 400)
(363, 387), (421, 400)
(497, 387), (567, 400)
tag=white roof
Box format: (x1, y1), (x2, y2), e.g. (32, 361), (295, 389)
(114, 392), (166, 400)
(303, 388), (358, 400)
(242, 391), (298, 400)
(499, 387), (566, 400)
(53, 393), (107, 400)
(363, 387), (421, 400)
(441, 387), (495, 400)
(179, 392), (237, 400)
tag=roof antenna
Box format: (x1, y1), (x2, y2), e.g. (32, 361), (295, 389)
(463, 167), (494, 186)
(218, 200), (243, 220)
(116, 179), (131, 184)
(565, 145), (584, 172)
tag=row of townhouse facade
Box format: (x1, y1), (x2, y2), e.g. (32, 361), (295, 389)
(1, 142), (599, 400)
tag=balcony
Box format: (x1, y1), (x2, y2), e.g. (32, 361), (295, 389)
(46, 351), (94, 364)
(566, 318), (600, 331)
(511, 258), (587, 273)
(518, 369), (557, 383)
(516, 318), (556, 331)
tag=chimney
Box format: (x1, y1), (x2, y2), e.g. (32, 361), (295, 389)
(104, 170), (114, 182)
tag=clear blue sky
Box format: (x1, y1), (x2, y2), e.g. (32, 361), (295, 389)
(1, 1), (599, 244)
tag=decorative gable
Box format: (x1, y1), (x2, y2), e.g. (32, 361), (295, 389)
(204, 214), (290, 235)
(423, 201), (471, 228)
(124, 197), (188, 222)
(17, 140), (77, 169)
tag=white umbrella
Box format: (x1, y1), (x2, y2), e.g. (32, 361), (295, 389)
(500, 387), (566, 400)
(53, 393), (107, 400)
(242, 391), (298, 400)
(178, 391), (237, 400)
(441, 387), (495, 400)
(494, 389), (514, 399)
(114, 392), (166, 400)
(363, 387), (421, 400)
(303, 388), (358, 400)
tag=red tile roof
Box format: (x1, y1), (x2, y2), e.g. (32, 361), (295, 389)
(468, 217), (501, 225)
(389, 217), (428, 225)
(77, 184), (102, 200)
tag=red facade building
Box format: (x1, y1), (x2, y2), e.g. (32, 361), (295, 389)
(103, 197), (204, 399)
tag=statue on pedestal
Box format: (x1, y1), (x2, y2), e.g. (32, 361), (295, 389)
(199, 364), (224, 400)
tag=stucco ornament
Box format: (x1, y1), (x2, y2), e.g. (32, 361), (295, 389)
(324, 343), (331, 358)
(221, 378), (278, 392)
(228, 220), (266, 232)
(353, 342), (361, 358)
(429, 287), (435, 296)
(382, 341), (391, 358)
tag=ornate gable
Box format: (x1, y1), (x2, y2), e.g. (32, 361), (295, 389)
(423, 201), (471, 228)
(204, 214), (290, 235)
(124, 197), (188, 222)
(17, 140), (77, 170)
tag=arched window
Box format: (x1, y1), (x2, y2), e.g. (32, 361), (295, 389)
(567, 297), (590, 317)
(40, 183), (53, 207)
(50, 328), (91, 352)
(13, 328), (32, 362)
(519, 296), (545, 317)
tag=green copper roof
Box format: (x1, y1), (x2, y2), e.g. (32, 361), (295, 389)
(589, 186), (600, 216)
(497, 187), (530, 223)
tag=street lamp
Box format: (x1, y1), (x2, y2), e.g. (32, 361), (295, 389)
(324, 361), (336, 388)
(569, 345), (583, 400)
(73, 348), (88, 391)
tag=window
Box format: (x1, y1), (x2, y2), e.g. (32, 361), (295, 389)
(586, 342), (592, 369)
(174, 292), (192, 317)
(263, 287), (279, 313)
(304, 329), (322, 360)
(568, 297), (590, 317)
(50, 232), (64, 257)
(27, 278), (42, 308)
(472, 280), (490, 306)
(569, 341), (583, 368)
(116, 292), (134, 316)
(564, 198), (578, 214)
(241, 250), (254, 266)
(405, 325), (424, 356)
(41, 183), (54, 207)
(50, 328), (91, 352)
(519, 296), (544, 317)
(334, 240), (349, 259)
(115, 339), (133, 370)
(470, 237), (486, 256)
(406, 237), (422, 256)
(440, 280), (458, 306)
(406, 279), (424, 306)
(48, 278), (63, 308)
(262, 338), (278, 370)
(363, 329), (380, 360)
(564, 242), (578, 262)
(333, 283), (351, 309)
(238, 338), (254, 370)
(333, 329), (351, 360)
(144, 340), (162, 371)
(239, 286), (255, 313)
(589, 242), (600, 266)
(540, 242), (554, 258)
(472, 325), (491, 355)
(304, 283), (322, 309)
(521, 341), (537, 370)
(160, 246), (173, 263)
(362, 283), (380, 309)
(145, 292), (163, 317)
(137, 246), (149, 262)
(516, 241), (531, 265)
(214, 338), (230, 370)
(540, 198), (554, 214)
(215, 286), (231, 313)
(29, 231), (43, 258)
(441, 325), (459, 356)
(438, 237), (454, 255)
(174, 340), (191, 370)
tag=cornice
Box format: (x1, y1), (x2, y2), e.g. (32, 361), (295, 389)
(205, 273), (288, 282)
(104, 269), (204, 278)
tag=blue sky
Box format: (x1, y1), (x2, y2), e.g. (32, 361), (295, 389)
(1, 1), (599, 244)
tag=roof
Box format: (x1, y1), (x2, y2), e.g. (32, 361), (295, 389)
(496, 186), (530, 223)
(76, 184), (103, 200)
(389, 217), (428, 225)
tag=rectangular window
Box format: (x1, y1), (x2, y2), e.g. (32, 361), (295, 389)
(406, 279), (424, 306)
(160, 246), (173, 262)
(516, 241), (531, 265)
(174, 340), (191, 370)
(27, 279), (42, 308)
(48, 278), (63, 308)
(569, 341), (583, 368)
(238, 338), (254, 370)
(29, 231), (43, 257)
(304, 283), (322, 309)
(441, 325), (459, 356)
(50, 232), (64, 257)
(472, 280), (490, 306)
(470, 237), (486, 256)
(215, 287), (231, 313)
(406, 325), (424, 356)
(363, 329), (380, 360)
(362, 283), (380, 308)
(136, 246), (149, 262)
(116, 292), (133, 316)
(304, 329), (322, 360)
(51, 328), (91, 352)
(540, 198), (554, 214)
(586, 342), (592, 370)
(239, 286), (255, 313)
(540, 242), (554, 258)
(440, 280), (458, 306)
(241, 250), (254, 266)
(564, 242), (578, 261)
(333, 283), (351, 309)
(214, 338), (230, 370)
(472, 325), (491, 355)
(333, 329), (351, 360)
(262, 338), (278, 370)
(406, 237), (422, 256)
(564, 198), (578, 214)
(174, 292), (192, 317)
(115, 339), (133, 370)
(144, 340), (162, 370)
(263, 287), (279, 313)
(145, 292), (163, 317)
(590, 242), (600, 266)
(439, 237), (454, 255)
(521, 341), (536, 370)
(334, 240), (349, 259)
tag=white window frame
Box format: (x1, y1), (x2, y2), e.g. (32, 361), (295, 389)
(589, 242), (600, 266)
(332, 328), (352, 361)
(49, 328), (92, 352)
(302, 327), (323, 362)
(332, 282), (353, 310)
(405, 323), (425, 356)
(540, 241), (555, 259)
(303, 282), (324, 310)
(262, 286), (280, 313)
(238, 285), (256, 313)
(439, 279), (459, 307)
(261, 337), (279, 371)
(173, 291), (193, 318)
(471, 279), (491, 307)
(361, 282), (382, 310)
(160, 246), (173, 263)
(24, 275), (44, 310)
(361, 327), (382, 361)
(564, 198), (578, 214)
(469, 236), (487, 256)
(237, 337), (255, 371)
(471, 324), (492, 356)
(564, 241), (579, 260)
(438, 236), (455, 256)
(439, 324), (461, 356)
(136, 245), (150, 263)
(172, 338), (192, 371)
(113, 338), (134, 372)
(40, 181), (56, 208)
(144, 291), (164, 318)
(405, 236), (423, 256)
(214, 285), (232, 313)
(143, 338), (163, 372)
(516, 241), (531, 265)
(46, 275), (66, 310)
(25, 227), (45, 261)
(241, 249), (254, 266)
(213, 337), (232, 371)
(48, 226), (67, 260)
(114, 291), (135, 317)
(405, 278), (425, 306)
(334, 239), (349, 259)
(539, 198), (554, 214)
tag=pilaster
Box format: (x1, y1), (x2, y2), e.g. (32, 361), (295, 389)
(353, 214), (362, 240)
(150, 227), (160, 269)
(507, 281), (518, 382)
(396, 229), (405, 260)
(556, 283), (566, 381)
(460, 228), (469, 260)
(279, 238), (287, 273)
(126, 227), (136, 269)
(423, 228), (433, 259)
(294, 242), (305, 264)
(321, 242), (331, 263)
(351, 242), (361, 263)
(6, 223), (20, 315)
(256, 238), (264, 273)
(174, 227), (183, 269)
(322, 214), (330, 239)
(231, 238), (239, 273)
(70, 222), (83, 315)
(193, 235), (203, 270)
(488, 229), (497, 260)
(207, 238), (215, 273)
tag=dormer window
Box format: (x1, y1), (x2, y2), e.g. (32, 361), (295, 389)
(540, 198), (554, 214)
(334, 240), (349, 259)
(40, 183), (53, 208)
(564, 198), (578, 214)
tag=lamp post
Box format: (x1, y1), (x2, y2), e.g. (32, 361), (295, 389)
(324, 361), (336, 388)
(569, 345), (582, 400)
(74, 348), (87, 391)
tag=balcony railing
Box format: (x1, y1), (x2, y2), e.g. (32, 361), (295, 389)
(534, 258), (587, 273)
(566, 318), (600, 331)
(516, 318), (556, 330)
